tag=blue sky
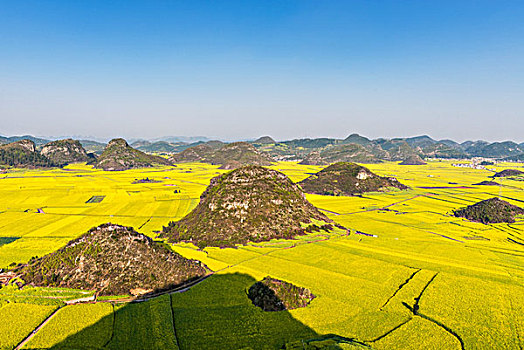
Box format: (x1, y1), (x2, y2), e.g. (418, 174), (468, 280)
(1, 1), (523, 142)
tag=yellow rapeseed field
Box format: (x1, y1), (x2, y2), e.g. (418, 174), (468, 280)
(0, 160), (522, 349)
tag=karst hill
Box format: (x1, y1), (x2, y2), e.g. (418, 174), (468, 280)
(19, 224), (207, 296)
(95, 138), (173, 170)
(453, 197), (524, 224)
(40, 138), (93, 165)
(493, 169), (524, 178)
(0, 139), (59, 168)
(399, 154), (427, 165)
(299, 162), (408, 196)
(160, 166), (333, 247)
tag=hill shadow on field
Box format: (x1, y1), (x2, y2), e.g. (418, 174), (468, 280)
(24, 273), (369, 350)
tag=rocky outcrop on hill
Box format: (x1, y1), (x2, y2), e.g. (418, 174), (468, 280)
(160, 166), (333, 248)
(0, 140), (59, 168)
(5, 139), (37, 152)
(248, 277), (315, 311)
(40, 139), (91, 165)
(299, 144), (380, 165)
(19, 224), (207, 296)
(299, 162), (408, 196)
(453, 198), (524, 224)
(95, 138), (173, 171)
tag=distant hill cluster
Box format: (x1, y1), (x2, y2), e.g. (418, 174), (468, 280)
(0, 137), (174, 170)
(0, 139), (90, 168)
(1, 133), (523, 170)
(249, 134), (524, 164)
(169, 141), (274, 169)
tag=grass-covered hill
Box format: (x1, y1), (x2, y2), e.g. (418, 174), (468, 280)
(209, 142), (274, 167)
(95, 138), (173, 171)
(79, 139), (106, 155)
(343, 133), (373, 146)
(0, 139), (60, 168)
(40, 139), (92, 165)
(252, 136), (276, 145)
(399, 154), (427, 165)
(247, 277), (315, 312)
(0, 135), (51, 146)
(493, 169), (524, 178)
(453, 197), (524, 224)
(131, 140), (200, 154)
(470, 141), (523, 158)
(504, 153), (524, 162)
(299, 162), (408, 196)
(19, 224), (207, 296)
(375, 139), (420, 161)
(160, 166), (333, 248)
(473, 180), (500, 186)
(169, 144), (214, 163)
(418, 142), (468, 158)
(299, 143), (380, 165)
(170, 141), (274, 168)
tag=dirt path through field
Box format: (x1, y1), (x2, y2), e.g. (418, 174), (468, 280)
(14, 306), (64, 350)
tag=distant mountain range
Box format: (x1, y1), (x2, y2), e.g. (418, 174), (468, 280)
(251, 134), (524, 162)
(1, 133), (524, 163)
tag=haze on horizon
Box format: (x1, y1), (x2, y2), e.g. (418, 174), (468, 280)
(1, 1), (523, 143)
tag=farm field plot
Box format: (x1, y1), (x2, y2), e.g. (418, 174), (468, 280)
(0, 160), (523, 349)
(0, 163), (224, 268)
(105, 294), (179, 350)
(22, 303), (113, 349)
(0, 302), (58, 350)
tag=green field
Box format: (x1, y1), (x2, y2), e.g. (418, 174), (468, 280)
(0, 161), (523, 349)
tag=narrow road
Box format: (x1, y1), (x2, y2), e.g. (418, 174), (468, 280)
(15, 306), (64, 350)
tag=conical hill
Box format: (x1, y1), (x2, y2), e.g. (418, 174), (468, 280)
(19, 224), (207, 296)
(95, 138), (173, 170)
(453, 197), (524, 224)
(160, 166), (333, 248)
(299, 162), (407, 196)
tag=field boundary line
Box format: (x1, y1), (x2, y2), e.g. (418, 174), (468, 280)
(379, 268), (421, 310)
(401, 272), (466, 350)
(368, 318), (412, 343)
(169, 294), (181, 350)
(101, 303), (116, 348)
